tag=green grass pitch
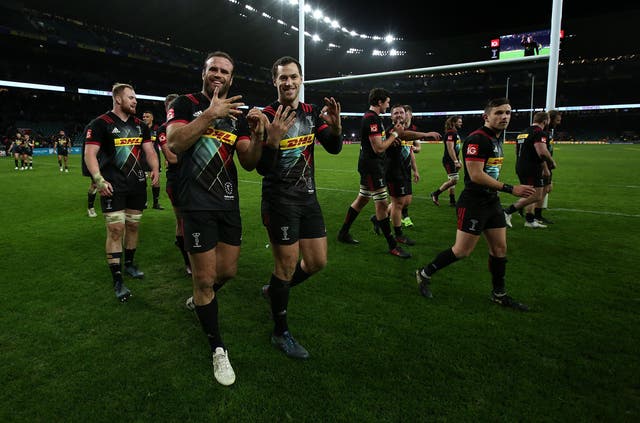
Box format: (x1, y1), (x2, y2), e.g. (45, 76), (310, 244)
(1, 143), (638, 421)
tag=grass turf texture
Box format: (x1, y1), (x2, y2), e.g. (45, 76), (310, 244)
(1, 144), (638, 422)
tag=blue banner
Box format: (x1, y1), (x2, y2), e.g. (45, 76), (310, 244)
(33, 147), (82, 156)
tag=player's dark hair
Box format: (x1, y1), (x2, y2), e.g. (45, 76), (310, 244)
(203, 51), (235, 74)
(368, 88), (391, 107)
(444, 115), (462, 131)
(484, 97), (510, 114)
(271, 56), (302, 81)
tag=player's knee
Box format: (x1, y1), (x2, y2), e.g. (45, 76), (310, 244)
(305, 257), (327, 274)
(218, 264), (238, 282)
(125, 213), (142, 229)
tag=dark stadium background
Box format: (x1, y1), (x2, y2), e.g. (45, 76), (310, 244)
(1, 0), (639, 147)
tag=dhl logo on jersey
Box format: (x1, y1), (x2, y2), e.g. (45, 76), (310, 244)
(516, 134), (528, 140)
(486, 157), (504, 167)
(114, 137), (143, 147)
(280, 134), (314, 150)
(400, 140), (413, 147)
(203, 127), (237, 145)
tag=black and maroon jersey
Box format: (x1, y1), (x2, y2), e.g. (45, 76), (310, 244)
(461, 126), (504, 198)
(140, 123), (161, 171)
(156, 122), (178, 182)
(516, 125), (548, 175)
(358, 110), (388, 176)
(167, 92), (250, 211)
(442, 129), (461, 165)
(257, 101), (342, 206)
(83, 111), (151, 191)
(386, 136), (413, 181)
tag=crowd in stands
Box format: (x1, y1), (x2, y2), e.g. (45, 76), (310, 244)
(1, 4), (639, 149)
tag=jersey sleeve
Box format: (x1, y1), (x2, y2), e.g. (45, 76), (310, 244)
(85, 118), (108, 147)
(314, 104), (342, 154)
(166, 95), (193, 126)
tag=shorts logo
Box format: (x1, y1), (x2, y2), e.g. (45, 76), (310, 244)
(370, 124), (378, 133)
(224, 182), (233, 195)
(105, 199), (113, 210)
(280, 226), (290, 241)
(192, 232), (201, 248)
(468, 219), (479, 232)
(466, 144), (479, 156)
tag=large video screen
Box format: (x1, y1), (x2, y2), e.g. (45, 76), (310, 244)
(490, 29), (558, 60)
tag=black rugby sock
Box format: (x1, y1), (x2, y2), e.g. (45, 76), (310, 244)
(175, 236), (190, 266)
(124, 248), (136, 266)
(269, 274), (290, 336)
(195, 296), (224, 351)
(423, 248), (459, 276)
(88, 192), (97, 208)
(107, 252), (122, 284)
(379, 217), (396, 249)
(289, 262), (311, 288)
(152, 186), (160, 204)
(340, 206), (360, 233)
(489, 255), (507, 295)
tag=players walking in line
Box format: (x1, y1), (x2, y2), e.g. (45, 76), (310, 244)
(430, 115), (463, 207)
(416, 98), (535, 310)
(83, 83), (160, 302)
(141, 110), (164, 210)
(156, 93), (191, 275)
(256, 56), (342, 360)
(55, 129), (72, 172)
(503, 112), (556, 228)
(167, 51), (265, 386)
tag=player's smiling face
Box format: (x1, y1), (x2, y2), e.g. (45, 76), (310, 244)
(274, 62), (301, 105)
(391, 106), (406, 125)
(202, 56), (234, 98)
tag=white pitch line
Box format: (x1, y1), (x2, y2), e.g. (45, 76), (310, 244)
(239, 179), (639, 218)
(547, 208), (640, 218)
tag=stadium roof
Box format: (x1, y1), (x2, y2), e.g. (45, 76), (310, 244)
(9, 0), (640, 77)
